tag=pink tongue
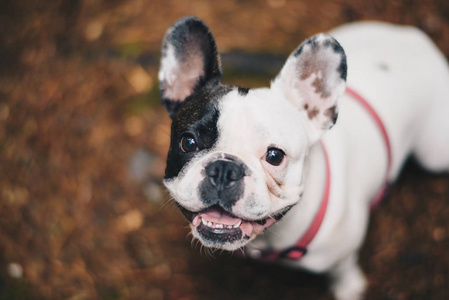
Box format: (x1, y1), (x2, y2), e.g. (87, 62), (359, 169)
(200, 209), (241, 226)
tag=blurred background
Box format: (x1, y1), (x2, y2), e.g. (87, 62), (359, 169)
(1, 0), (449, 299)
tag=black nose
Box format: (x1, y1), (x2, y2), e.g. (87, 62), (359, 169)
(205, 160), (244, 191)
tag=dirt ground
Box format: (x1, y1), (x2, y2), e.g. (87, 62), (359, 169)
(1, 0), (449, 299)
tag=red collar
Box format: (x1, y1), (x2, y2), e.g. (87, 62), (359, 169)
(254, 87), (392, 261)
(346, 87), (393, 208)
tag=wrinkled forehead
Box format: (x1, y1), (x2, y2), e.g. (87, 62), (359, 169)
(166, 84), (309, 180)
(216, 88), (308, 156)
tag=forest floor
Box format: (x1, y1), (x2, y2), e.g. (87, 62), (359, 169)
(1, 0), (449, 299)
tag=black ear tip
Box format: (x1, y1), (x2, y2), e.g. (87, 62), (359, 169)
(339, 53), (347, 81)
(293, 34), (348, 81)
(164, 16), (214, 47)
(177, 15), (204, 23)
(171, 16), (208, 30)
(327, 37), (347, 81)
(163, 17), (206, 44)
(331, 39), (347, 81)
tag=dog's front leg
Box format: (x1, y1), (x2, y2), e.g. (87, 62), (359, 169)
(329, 253), (367, 300)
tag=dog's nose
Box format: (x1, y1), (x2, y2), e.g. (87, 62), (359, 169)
(205, 160), (244, 191)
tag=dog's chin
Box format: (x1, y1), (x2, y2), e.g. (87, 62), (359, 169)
(177, 204), (293, 251)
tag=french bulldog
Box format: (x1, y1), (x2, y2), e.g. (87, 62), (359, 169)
(158, 16), (449, 300)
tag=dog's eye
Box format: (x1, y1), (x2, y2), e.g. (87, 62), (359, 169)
(266, 148), (285, 166)
(180, 134), (198, 152)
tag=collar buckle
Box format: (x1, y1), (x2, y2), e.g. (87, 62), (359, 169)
(279, 246), (308, 260)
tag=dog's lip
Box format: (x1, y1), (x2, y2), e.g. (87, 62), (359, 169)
(193, 212), (277, 237)
(182, 204), (292, 238)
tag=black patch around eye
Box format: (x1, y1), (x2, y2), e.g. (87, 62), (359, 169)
(164, 83), (233, 180)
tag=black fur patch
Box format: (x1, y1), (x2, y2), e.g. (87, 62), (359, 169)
(325, 105), (338, 125)
(336, 48), (347, 81)
(164, 83), (233, 179)
(238, 87), (250, 96)
(306, 36), (319, 51)
(294, 36), (318, 57)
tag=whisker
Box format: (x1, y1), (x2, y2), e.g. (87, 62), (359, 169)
(157, 124), (171, 137)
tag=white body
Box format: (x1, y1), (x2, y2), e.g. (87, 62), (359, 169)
(160, 18), (449, 300)
(248, 22), (449, 299)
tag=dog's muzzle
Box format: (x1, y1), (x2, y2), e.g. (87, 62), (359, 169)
(175, 157), (294, 249)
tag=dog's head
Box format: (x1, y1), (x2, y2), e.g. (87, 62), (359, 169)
(159, 16), (346, 250)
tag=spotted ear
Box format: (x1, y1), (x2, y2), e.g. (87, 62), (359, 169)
(271, 34), (347, 144)
(158, 16), (222, 119)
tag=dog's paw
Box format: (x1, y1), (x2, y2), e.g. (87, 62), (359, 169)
(330, 255), (367, 300)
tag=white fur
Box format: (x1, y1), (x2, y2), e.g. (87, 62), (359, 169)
(246, 23), (449, 299)
(165, 22), (449, 300)
(165, 88), (308, 223)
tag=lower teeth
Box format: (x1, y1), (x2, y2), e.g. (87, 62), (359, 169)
(201, 218), (240, 229)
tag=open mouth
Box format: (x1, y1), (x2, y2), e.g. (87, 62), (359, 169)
(193, 206), (277, 237)
(176, 203), (293, 248)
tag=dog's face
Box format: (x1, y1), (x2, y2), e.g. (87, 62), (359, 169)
(159, 17), (346, 250)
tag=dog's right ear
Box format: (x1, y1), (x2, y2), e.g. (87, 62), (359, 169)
(158, 16), (222, 119)
(271, 34), (347, 144)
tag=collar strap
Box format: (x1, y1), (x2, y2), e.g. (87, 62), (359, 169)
(345, 87), (393, 208)
(253, 87), (392, 262)
(256, 142), (330, 261)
